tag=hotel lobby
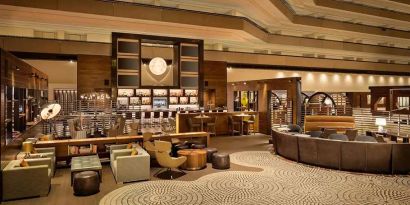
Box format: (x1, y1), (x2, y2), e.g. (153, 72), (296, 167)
(0, 0), (410, 204)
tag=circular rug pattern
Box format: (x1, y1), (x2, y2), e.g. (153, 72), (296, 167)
(100, 151), (410, 205)
(99, 181), (203, 205)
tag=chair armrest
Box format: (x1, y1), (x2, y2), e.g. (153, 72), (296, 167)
(110, 144), (129, 154)
(112, 149), (132, 160)
(26, 158), (51, 167)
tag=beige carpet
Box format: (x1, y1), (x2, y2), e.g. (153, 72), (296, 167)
(99, 151), (410, 205)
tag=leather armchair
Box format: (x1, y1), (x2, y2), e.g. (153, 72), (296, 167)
(2, 158), (52, 200)
(154, 141), (187, 179)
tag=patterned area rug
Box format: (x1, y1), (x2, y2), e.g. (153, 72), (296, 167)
(100, 151), (410, 205)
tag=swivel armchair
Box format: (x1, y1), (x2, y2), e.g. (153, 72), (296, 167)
(154, 141), (187, 179)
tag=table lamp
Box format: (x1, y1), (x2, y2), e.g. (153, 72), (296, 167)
(21, 141), (34, 157)
(375, 118), (387, 133)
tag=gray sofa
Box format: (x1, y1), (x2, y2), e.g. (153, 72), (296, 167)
(2, 158), (52, 201)
(272, 129), (410, 174)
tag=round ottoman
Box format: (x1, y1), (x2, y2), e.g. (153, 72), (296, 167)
(177, 149), (207, 170)
(191, 144), (206, 149)
(212, 153), (230, 169)
(204, 147), (218, 163)
(73, 171), (100, 196)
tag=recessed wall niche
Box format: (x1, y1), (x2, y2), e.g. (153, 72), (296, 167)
(112, 32), (204, 107)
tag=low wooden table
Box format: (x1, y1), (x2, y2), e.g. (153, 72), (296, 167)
(177, 149), (207, 171)
(71, 155), (102, 186)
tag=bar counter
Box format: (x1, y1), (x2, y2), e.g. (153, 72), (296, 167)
(176, 111), (259, 135)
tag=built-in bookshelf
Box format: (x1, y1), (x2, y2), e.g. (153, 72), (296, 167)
(118, 88), (198, 110)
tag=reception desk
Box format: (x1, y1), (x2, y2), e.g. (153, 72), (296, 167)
(176, 111), (259, 135)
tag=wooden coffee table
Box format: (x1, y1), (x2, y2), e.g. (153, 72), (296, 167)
(177, 149), (207, 171)
(71, 155), (102, 186)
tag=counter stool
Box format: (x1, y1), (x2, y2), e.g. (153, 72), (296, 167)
(228, 116), (241, 136)
(206, 117), (217, 136)
(152, 112), (161, 126)
(73, 171), (100, 196)
(187, 118), (201, 132)
(143, 112), (152, 127)
(212, 153), (230, 169)
(205, 147), (218, 163)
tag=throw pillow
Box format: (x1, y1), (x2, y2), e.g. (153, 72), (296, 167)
(31, 148), (38, 154)
(20, 159), (29, 167)
(126, 143), (133, 149)
(131, 148), (138, 156)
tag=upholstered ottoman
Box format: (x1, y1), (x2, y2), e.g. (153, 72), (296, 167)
(204, 147), (218, 163)
(73, 171), (100, 196)
(212, 153), (230, 169)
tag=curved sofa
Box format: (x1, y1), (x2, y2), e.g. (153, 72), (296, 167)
(271, 129), (410, 174)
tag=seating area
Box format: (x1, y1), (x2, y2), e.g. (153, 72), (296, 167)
(1, 1), (410, 204)
(272, 129), (410, 174)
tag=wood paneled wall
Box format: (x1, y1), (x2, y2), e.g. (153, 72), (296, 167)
(203, 61), (227, 107)
(77, 55), (111, 97)
(227, 77), (301, 134)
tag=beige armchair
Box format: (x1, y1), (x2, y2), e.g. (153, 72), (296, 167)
(143, 132), (156, 158)
(2, 158), (52, 201)
(16, 147), (56, 176)
(110, 145), (150, 184)
(154, 140), (187, 179)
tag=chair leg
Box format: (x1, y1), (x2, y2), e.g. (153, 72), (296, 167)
(154, 168), (164, 176)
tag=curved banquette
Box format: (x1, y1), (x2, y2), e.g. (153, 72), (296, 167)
(271, 129), (410, 174)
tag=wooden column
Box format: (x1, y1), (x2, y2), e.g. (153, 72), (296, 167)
(77, 55), (112, 97)
(203, 61), (227, 107)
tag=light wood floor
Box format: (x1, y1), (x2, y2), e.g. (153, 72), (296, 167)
(3, 134), (270, 205)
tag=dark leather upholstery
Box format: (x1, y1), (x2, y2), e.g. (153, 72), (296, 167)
(287, 124), (302, 133)
(73, 171), (100, 196)
(316, 138), (340, 169)
(392, 144), (410, 174)
(341, 142), (366, 172)
(212, 153), (230, 169)
(272, 129), (409, 174)
(275, 131), (299, 161)
(204, 147), (218, 163)
(307, 131), (322, 138)
(328, 134), (349, 141)
(320, 129), (337, 139)
(297, 137), (318, 165)
(355, 135), (377, 142)
(366, 143), (392, 173)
